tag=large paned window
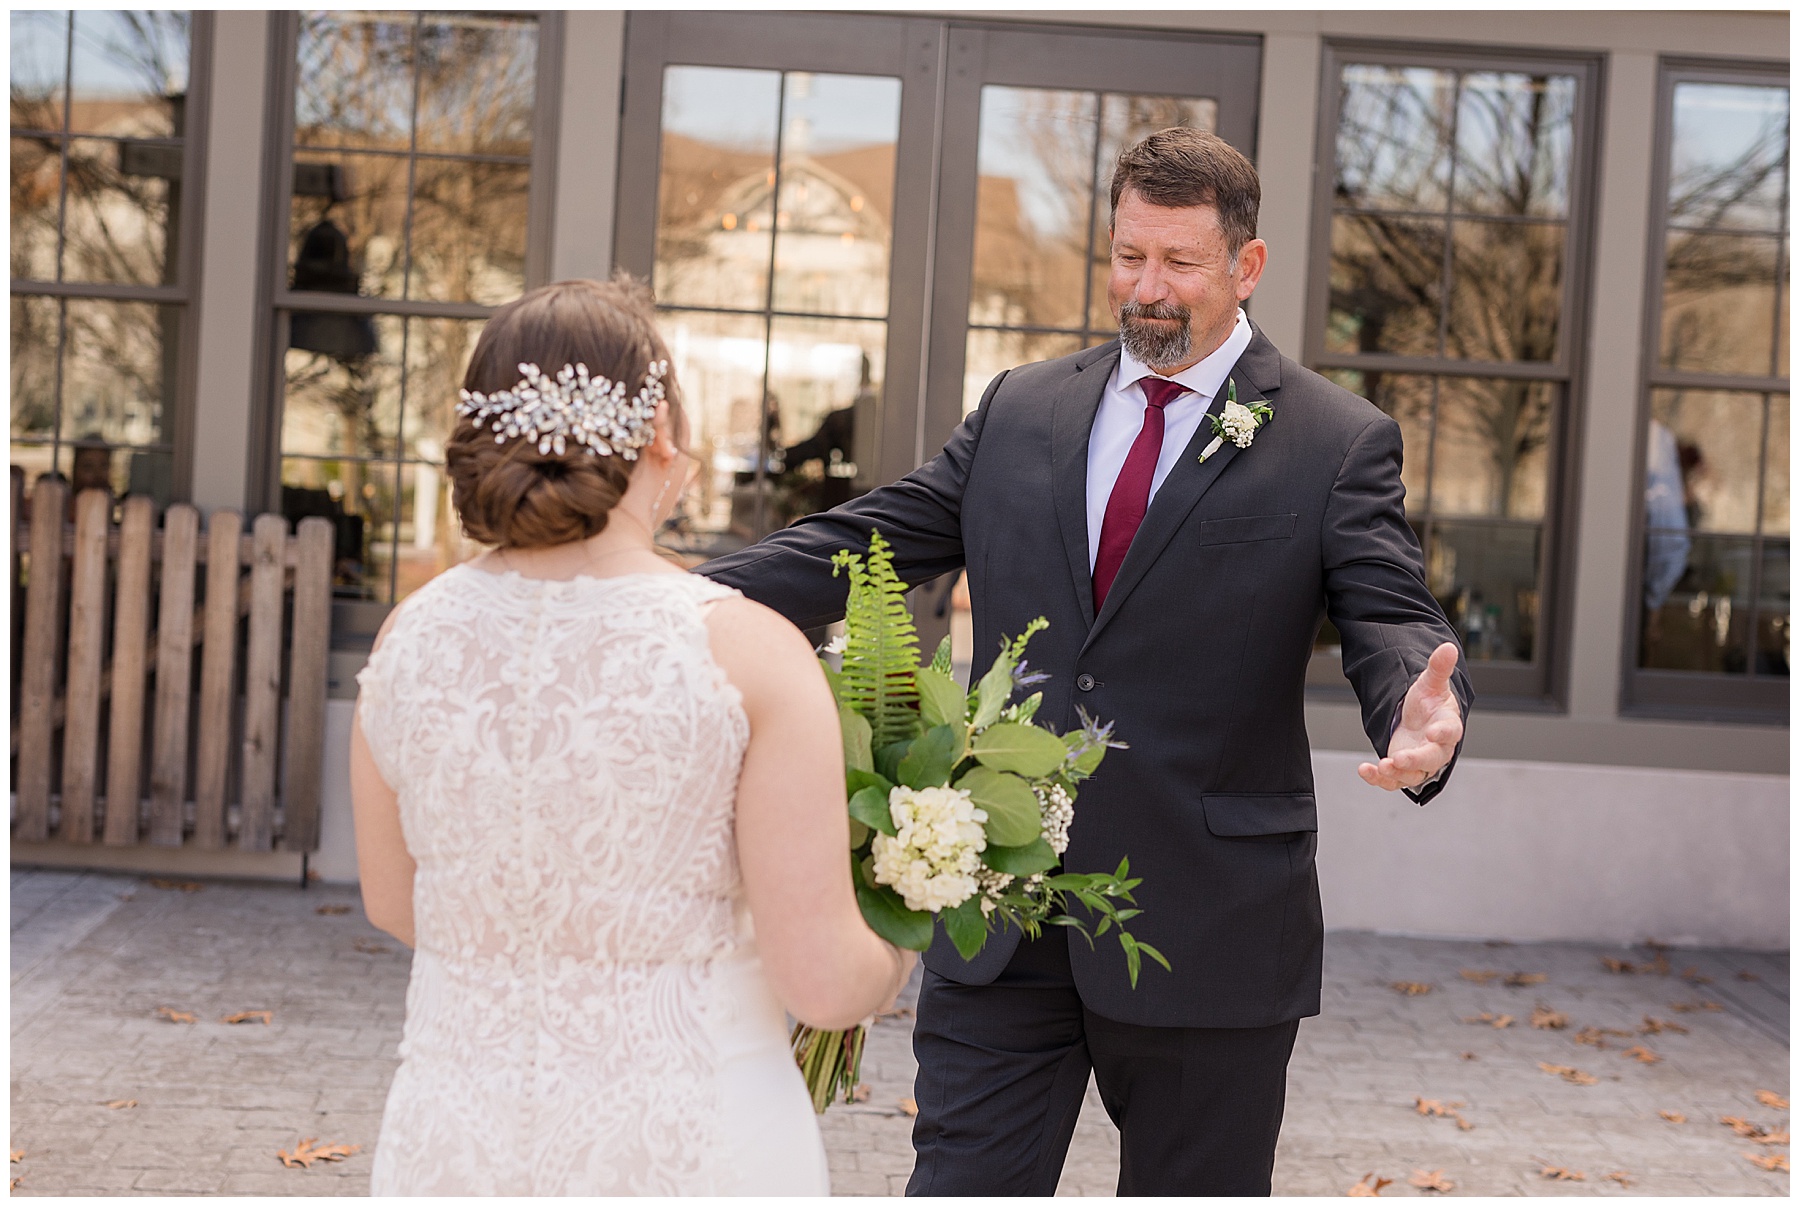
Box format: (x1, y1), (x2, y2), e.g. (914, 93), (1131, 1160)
(650, 65), (902, 555)
(269, 12), (552, 624)
(1630, 63), (1788, 718)
(1307, 45), (1598, 701)
(11, 10), (201, 508)
(961, 90), (1217, 415)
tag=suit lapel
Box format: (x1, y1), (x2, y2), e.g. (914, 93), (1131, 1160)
(1050, 342), (1118, 632)
(1081, 324), (1285, 652)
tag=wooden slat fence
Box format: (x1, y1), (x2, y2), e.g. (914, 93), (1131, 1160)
(10, 470), (334, 853)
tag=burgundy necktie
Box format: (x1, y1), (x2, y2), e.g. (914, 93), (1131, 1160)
(1093, 377), (1188, 611)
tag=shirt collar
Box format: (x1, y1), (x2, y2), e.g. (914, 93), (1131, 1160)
(1114, 308), (1251, 403)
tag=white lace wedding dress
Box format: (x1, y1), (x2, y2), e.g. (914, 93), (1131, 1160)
(355, 566), (830, 1195)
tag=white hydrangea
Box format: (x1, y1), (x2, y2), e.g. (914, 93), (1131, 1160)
(871, 785), (988, 913)
(1219, 399), (1260, 448)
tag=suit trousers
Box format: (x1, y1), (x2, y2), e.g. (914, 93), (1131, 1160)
(905, 932), (1300, 1196)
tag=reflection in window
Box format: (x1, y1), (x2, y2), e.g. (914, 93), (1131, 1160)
(965, 87), (1217, 414)
(652, 66), (901, 557)
(9, 10), (191, 508)
(1638, 77), (1788, 686)
(277, 12), (538, 605)
(1314, 54), (1588, 670)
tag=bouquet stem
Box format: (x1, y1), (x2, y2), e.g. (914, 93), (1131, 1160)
(790, 1022), (867, 1114)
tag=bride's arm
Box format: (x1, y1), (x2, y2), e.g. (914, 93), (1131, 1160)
(708, 598), (912, 1031)
(350, 615), (417, 947)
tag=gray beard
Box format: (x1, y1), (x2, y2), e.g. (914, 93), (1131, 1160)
(1117, 300), (1193, 370)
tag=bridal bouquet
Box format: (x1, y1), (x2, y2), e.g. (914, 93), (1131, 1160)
(791, 532), (1167, 1112)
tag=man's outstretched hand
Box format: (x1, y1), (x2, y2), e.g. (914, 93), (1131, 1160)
(1358, 642), (1463, 792)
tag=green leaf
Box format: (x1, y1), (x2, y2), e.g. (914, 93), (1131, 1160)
(971, 653), (1015, 730)
(954, 765), (1040, 846)
(971, 722), (1068, 777)
(1136, 940), (1171, 972)
(941, 896), (989, 961)
(1009, 692), (1043, 724)
(915, 666), (967, 731)
(1073, 745), (1105, 776)
(854, 878), (934, 951)
(875, 738), (912, 785)
(840, 705), (873, 774)
(849, 784), (896, 836)
(833, 532), (923, 748)
(848, 817), (871, 848)
(845, 768), (893, 798)
(898, 724), (960, 789)
(820, 660), (844, 700)
(930, 634), (954, 677)
(981, 837), (1059, 876)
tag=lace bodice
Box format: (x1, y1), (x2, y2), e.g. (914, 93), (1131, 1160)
(356, 566), (823, 1195)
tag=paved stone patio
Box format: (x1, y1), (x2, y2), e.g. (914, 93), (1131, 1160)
(10, 867), (1789, 1196)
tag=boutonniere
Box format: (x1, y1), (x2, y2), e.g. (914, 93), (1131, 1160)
(1198, 380), (1273, 464)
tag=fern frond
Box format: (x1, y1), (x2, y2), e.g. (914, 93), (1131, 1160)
(835, 531), (921, 747)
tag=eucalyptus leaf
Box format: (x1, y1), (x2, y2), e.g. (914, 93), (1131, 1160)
(971, 654), (1015, 730)
(849, 817), (871, 848)
(875, 738), (912, 785)
(1010, 692), (1043, 724)
(849, 784), (896, 836)
(915, 666), (967, 731)
(898, 724), (959, 789)
(840, 705), (873, 774)
(955, 765), (1040, 846)
(941, 896), (988, 961)
(971, 722), (1068, 777)
(981, 837), (1059, 876)
(854, 878), (934, 951)
(845, 768), (892, 798)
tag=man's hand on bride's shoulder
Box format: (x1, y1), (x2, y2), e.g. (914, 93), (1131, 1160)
(1357, 642), (1463, 792)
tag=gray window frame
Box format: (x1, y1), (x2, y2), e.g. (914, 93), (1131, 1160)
(1621, 55), (1789, 723)
(1302, 39), (1604, 710)
(9, 10), (214, 504)
(254, 10), (564, 640)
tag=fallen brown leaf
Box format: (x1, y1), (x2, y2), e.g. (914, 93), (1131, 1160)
(1346, 1173), (1392, 1197)
(848, 1083), (871, 1103)
(1530, 1005), (1569, 1030)
(222, 1010), (274, 1026)
(1574, 1026), (1608, 1048)
(155, 1006), (197, 1024)
(1753, 1128), (1791, 1146)
(1757, 1091), (1789, 1111)
(1606, 1171), (1634, 1187)
(1640, 1015), (1688, 1035)
(276, 1138), (361, 1169)
(147, 878), (205, 893)
(898, 1097), (919, 1117)
(103, 1099), (137, 1110)
(1459, 969), (1501, 984)
(9, 1150), (21, 1163)
(1601, 956), (1639, 974)
(1746, 1152), (1789, 1172)
(314, 904), (352, 916)
(1415, 1097), (1463, 1117)
(352, 940), (389, 955)
(8, 1177), (16, 1190)
(1463, 1012), (1514, 1029)
(1646, 951), (1672, 975)
(1409, 1169), (1454, 1192)
(1504, 972), (1547, 987)
(1538, 1062), (1598, 1086)
(1669, 1000), (1723, 1013)
(1680, 967), (1713, 985)
(1621, 1045), (1661, 1064)
(1660, 1110), (1687, 1124)
(1461, 1051), (1479, 1061)
(1722, 1115), (1773, 1139)
(1390, 981), (1433, 996)
(1540, 1165), (1586, 1181)
(1738, 970), (1762, 981)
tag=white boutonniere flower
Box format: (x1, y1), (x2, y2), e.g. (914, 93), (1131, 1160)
(1198, 379), (1274, 464)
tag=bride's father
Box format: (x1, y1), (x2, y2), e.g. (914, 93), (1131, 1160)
(703, 127), (1472, 1196)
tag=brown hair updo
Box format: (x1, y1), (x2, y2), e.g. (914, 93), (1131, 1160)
(447, 276), (682, 549)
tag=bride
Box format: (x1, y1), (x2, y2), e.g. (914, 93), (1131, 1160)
(349, 276), (911, 1195)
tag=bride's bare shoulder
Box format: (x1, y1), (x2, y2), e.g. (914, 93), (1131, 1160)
(701, 595), (826, 704)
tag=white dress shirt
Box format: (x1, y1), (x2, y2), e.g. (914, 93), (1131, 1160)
(1086, 309), (1253, 570)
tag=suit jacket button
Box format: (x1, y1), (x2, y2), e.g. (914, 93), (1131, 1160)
(1076, 673), (1096, 691)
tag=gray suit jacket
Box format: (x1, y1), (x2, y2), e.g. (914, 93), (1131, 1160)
(703, 325), (1472, 1027)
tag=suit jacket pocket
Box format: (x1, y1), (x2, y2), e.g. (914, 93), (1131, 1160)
(1194, 513), (1297, 546)
(1201, 792), (1318, 840)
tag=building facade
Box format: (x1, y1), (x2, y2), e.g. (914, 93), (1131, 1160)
(10, 10), (1788, 947)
